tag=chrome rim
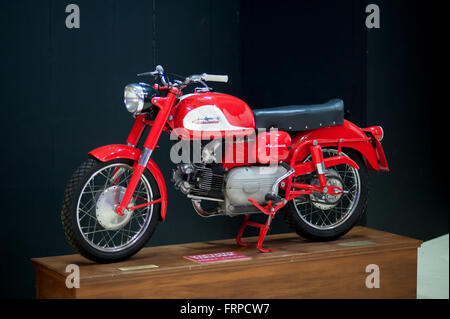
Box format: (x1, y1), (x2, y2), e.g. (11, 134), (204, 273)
(76, 163), (154, 252)
(293, 149), (361, 230)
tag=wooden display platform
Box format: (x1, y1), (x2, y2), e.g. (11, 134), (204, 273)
(31, 227), (421, 299)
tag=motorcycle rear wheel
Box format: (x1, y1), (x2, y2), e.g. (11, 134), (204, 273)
(281, 148), (368, 241)
(61, 157), (160, 263)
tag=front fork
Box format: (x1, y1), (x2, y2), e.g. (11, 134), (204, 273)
(116, 149), (153, 215)
(116, 91), (176, 216)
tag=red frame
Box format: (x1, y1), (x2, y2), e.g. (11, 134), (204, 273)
(88, 84), (389, 252)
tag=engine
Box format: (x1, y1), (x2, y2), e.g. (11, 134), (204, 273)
(172, 163), (287, 217)
(224, 165), (287, 215)
(172, 163), (224, 200)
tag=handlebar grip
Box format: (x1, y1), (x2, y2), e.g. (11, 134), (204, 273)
(202, 73), (229, 83)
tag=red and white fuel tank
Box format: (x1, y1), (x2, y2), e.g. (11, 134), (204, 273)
(168, 92), (255, 138)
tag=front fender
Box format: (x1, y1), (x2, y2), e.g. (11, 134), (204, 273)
(88, 144), (168, 221)
(290, 120), (389, 171)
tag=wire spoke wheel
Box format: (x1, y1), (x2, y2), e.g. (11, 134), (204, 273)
(282, 148), (367, 241)
(62, 158), (160, 263)
(77, 163), (153, 252)
(293, 149), (360, 230)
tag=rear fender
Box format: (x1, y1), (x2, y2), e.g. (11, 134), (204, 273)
(290, 120), (389, 171)
(88, 144), (168, 221)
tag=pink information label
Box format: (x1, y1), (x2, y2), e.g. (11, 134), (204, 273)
(184, 251), (251, 264)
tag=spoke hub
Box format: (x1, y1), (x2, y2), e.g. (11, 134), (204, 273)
(95, 186), (134, 230)
(309, 170), (344, 210)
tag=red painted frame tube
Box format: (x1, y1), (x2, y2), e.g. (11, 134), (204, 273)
(127, 198), (163, 212)
(292, 155), (359, 176)
(126, 114), (147, 146)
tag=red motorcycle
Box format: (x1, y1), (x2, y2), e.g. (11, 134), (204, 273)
(61, 65), (389, 263)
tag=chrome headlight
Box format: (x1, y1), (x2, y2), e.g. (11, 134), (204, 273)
(124, 83), (155, 114)
(124, 84), (144, 113)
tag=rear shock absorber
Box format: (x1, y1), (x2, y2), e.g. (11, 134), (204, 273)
(310, 143), (326, 187)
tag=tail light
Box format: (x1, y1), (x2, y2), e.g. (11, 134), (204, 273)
(364, 126), (384, 141)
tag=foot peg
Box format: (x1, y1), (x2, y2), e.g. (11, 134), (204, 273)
(265, 192), (282, 204)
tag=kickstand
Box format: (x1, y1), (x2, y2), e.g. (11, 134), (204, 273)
(236, 214), (275, 253)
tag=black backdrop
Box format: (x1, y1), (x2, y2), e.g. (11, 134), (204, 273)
(0, 0), (442, 299)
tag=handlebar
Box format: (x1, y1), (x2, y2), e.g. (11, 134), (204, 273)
(137, 65), (228, 91)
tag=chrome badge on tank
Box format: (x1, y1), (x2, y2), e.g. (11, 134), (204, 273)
(183, 105), (250, 132)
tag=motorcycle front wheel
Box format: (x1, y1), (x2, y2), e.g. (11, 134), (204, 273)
(282, 148), (368, 241)
(61, 157), (160, 263)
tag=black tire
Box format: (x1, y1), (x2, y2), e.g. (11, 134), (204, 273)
(61, 157), (160, 263)
(282, 148), (368, 241)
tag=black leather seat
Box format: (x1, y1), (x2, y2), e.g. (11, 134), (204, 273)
(252, 99), (344, 131)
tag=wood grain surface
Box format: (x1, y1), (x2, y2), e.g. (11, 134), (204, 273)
(31, 227), (422, 299)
